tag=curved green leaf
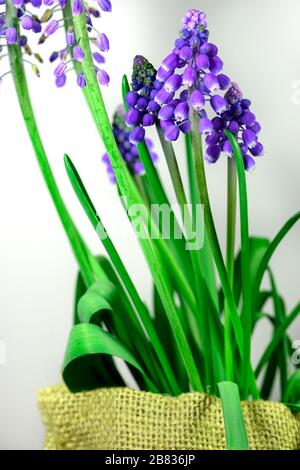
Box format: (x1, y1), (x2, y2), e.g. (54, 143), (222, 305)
(77, 279), (116, 325)
(63, 323), (157, 393)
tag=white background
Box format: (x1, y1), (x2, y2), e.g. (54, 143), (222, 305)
(0, 0), (300, 449)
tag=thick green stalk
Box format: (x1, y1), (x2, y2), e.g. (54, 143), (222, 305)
(6, 0), (94, 287)
(225, 157), (237, 381)
(72, 13), (203, 392)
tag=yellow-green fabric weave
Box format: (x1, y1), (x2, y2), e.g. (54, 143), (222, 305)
(38, 385), (300, 450)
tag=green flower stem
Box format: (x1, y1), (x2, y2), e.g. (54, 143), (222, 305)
(190, 113), (244, 360)
(6, 0), (94, 288)
(72, 13), (203, 392)
(225, 156), (237, 381)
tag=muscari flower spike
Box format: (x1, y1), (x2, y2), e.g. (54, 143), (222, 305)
(35, 0), (112, 89)
(102, 105), (158, 183)
(0, 1), (44, 85)
(125, 9), (263, 171)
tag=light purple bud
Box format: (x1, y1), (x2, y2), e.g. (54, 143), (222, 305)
(203, 73), (219, 92)
(228, 120), (240, 133)
(12, 0), (24, 5)
(200, 42), (210, 54)
(190, 90), (205, 112)
(211, 95), (229, 114)
(209, 56), (223, 74)
(77, 73), (86, 88)
(55, 73), (67, 88)
(223, 140), (233, 156)
(182, 66), (197, 87)
(162, 53), (179, 72)
(97, 32), (110, 52)
(126, 91), (138, 107)
(240, 111), (256, 126)
(206, 144), (221, 164)
(243, 154), (256, 172)
(154, 88), (174, 106)
(45, 20), (59, 36)
(44, 0), (55, 5)
(129, 127), (145, 144)
(126, 108), (142, 127)
(93, 52), (105, 64)
(97, 0), (112, 12)
(142, 114), (155, 127)
(66, 30), (76, 46)
(196, 54), (210, 70)
(72, 0), (83, 16)
(158, 105), (174, 121)
(179, 120), (191, 134)
(179, 46), (193, 61)
(218, 74), (231, 90)
(97, 69), (110, 86)
(174, 102), (189, 122)
(73, 45), (85, 62)
(21, 16), (34, 31)
(250, 142), (264, 157)
(157, 66), (172, 82)
(164, 124), (180, 141)
(6, 27), (17, 45)
(243, 129), (257, 149)
(164, 74), (182, 93)
(175, 38), (186, 49)
(54, 62), (67, 78)
(199, 117), (213, 135)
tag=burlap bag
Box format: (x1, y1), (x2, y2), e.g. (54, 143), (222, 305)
(38, 385), (300, 450)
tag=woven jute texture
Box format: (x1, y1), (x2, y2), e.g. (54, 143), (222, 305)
(38, 385), (300, 450)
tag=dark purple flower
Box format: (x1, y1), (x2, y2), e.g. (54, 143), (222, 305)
(250, 142), (264, 157)
(49, 51), (59, 62)
(154, 88), (173, 106)
(182, 66), (197, 86)
(126, 108), (142, 127)
(77, 73), (86, 88)
(243, 129), (257, 149)
(243, 154), (255, 172)
(203, 73), (219, 92)
(158, 105), (175, 121)
(174, 102), (189, 122)
(199, 117), (213, 135)
(30, 0), (42, 6)
(206, 144), (221, 163)
(162, 53), (179, 72)
(196, 54), (210, 70)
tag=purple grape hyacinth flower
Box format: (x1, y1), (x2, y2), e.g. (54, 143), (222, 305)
(97, 0), (112, 12)
(6, 27), (17, 45)
(102, 105), (158, 182)
(125, 10), (263, 170)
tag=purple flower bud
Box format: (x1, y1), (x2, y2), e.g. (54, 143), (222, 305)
(209, 56), (223, 74)
(59, 0), (67, 7)
(77, 73), (86, 88)
(241, 99), (251, 109)
(182, 9), (207, 31)
(49, 51), (59, 62)
(147, 100), (160, 114)
(97, 0), (112, 12)
(66, 29), (76, 46)
(12, 0), (24, 5)
(243, 129), (257, 148)
(162, 53), (179, 72)
(250, 142), (264, 157)
(206, 131), (220, 145)
(174, 102), (189, 122)
(179, 46), (193, 61)
(154, 79), (163, 90)
(44, 20), (59, 36)
(175, 38), (186, 49)
(164, 74), (182, 93)
(32, 21), (42, 34)
(126, 108), (142, 127)
(136, 97), (148, 111)
(55, 73), (66, 88)
(158, 105), (174, 121)
(129, 127), (145, 144)
(180, 90), (189, 102)
(250, 121), (261, 134)
(126, 91), (138, 107)
(97, 69), (110, 86)
(154, 88), (174, 106)
(203, 73), (219, 92)
(142, 114), (155, 127)
(199, 117), (213, 135)
(218, 74), (231, 90)
(160, 120), (173, 131)
(223, 140), (233, 156)
(190, 90), (205, 112)
(93, 52), (105, 64)
(156, 66), (172, 82)
(179, 120), (191, 134)
(97, 32), (110, 52)
(206, 145), (221, 164)
(196, 54), (210, 70)
(44, 0), (55, 5)
(239, 111), (256, 126)
(182, 66), (197, 87)
(54, 62), (67, 78)
(73, 45), (85, 62)
(18, 36), (28, 47)
(72, 0), (83, 16)
(21, 16), (33, 31)
(228, 120), (239, 133)
(6, 27), (17, 45)
(211, 95), (229, 114)
(206, 43), (218, 57)
(30, 0), (42, 5)
(243, 154), (255, 172)
(212, 117), (224, 131)
(150, 90), (158, 100)
(164, 124), (180, 141)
